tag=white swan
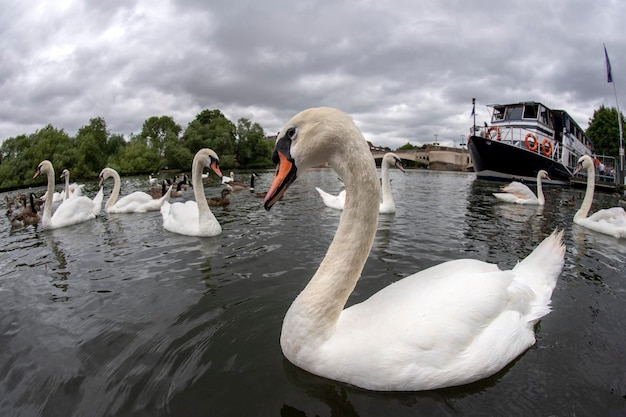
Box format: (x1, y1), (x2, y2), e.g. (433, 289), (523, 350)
(573, 155), (626, 238)
(161, 148), (224, 237)
(99, 167), (172, 213)
(33, 160), (100, 230)
(493, 170), (549, 205)
(60, 169), (84, 201)
(263, 107), (566, 391)
(316, 152), (405, 213)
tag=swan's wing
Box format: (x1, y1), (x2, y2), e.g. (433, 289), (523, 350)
(162, 201), (200, 236)
(113, 191), (153, 211)
(501, 182), (536, 200)
(493, 192), (520, 203)
(582, 207), (626, 237)
(316, 187), (345, 210)
(92, 188), (104, 216)
(50, 196), (96, 228)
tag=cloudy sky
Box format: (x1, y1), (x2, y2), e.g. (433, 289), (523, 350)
(1, 0), (624, 149)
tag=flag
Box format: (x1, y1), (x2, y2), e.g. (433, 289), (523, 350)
(604, 44), (613, 83)
(470, 104), (475, 117)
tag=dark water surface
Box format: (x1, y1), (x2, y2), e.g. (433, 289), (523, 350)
(1, 169), (625, 417)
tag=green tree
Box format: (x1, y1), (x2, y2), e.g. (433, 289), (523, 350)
(108, 135), (160, 175)
(397, 142), (419, 151)
(76, 117), (109, 176)
(139, 116), (182, 160)
(182, 109), (236, 167)
(235, 117), (273, 167)
(586, 105), (625, 158)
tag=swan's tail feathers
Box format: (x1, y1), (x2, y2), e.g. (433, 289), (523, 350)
(315, 187), (330, 198)
(513, 229), (566, 319)
(162, 185), (174, 203)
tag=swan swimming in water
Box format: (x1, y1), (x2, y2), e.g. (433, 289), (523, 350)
(263, 107), (566, 391)
(493, 170), (550, 205)
(573, 155), (626, 238)
(315, 152), (405, 213)
(34, 160), (100, 230)
(99, 167), (172, 213)
(161, 148), (224, 237)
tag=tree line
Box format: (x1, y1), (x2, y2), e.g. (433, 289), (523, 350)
(0, 109), (275, 191)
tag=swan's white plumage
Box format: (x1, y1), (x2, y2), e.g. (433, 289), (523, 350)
(34, 160), (99, 230)
(99, 168), (172, 213)
(493, 170), (549, 205)
(60, 169), (84, 201)
(316, 152), (404, 213)
(263, 107), (566, 391)
(573, 155), (626, 238)
(315, 187), (346, 210)
(161, 148), (224, 237)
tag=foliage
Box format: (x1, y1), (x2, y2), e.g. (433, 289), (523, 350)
(586, 105), (625, 158)
(0, 109), (275, 191)
(397, 142), (419, 151)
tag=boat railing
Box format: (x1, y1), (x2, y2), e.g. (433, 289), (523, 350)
(478, 125), (562, 161)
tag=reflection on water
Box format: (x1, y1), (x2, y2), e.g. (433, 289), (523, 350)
(1, 169), (625, 416)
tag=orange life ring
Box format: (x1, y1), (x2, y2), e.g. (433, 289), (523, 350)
(486, 126), (501, 141)
(541, 139), (553, 157)
(525, 133), (538, 152)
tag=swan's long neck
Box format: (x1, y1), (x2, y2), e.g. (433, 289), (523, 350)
(64, 172), (70, 200)
(192, 156), (217, 232)
(105, 170), (122, 211)
(381, 160), (394, 207)
(42, 166), (55, 227)
(282, 146), (380, 353)
(536, 174), (545, 205)
(575, 163), (595, 221)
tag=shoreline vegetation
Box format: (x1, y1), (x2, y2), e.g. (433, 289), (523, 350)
(0, 110), (275, 192)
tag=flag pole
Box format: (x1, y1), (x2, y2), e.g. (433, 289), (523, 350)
(604, 44), (624, 187)
(472, 97), (476, 134)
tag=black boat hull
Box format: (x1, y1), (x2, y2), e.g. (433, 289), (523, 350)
(468, 135), (572, 184)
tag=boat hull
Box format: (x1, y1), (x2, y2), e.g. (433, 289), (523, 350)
(468, 135), (571, 185)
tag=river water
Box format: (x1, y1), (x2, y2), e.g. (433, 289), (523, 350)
(1, 169), (625, 417)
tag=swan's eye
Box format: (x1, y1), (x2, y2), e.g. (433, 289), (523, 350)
(286, 127), (297, 140)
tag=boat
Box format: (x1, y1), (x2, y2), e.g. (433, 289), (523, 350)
(468, 101), (594, 185)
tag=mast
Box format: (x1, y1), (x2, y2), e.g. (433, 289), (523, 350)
(604, 44), (624, 186)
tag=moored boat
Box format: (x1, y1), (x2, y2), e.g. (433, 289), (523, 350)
(468, 101), (594, 185)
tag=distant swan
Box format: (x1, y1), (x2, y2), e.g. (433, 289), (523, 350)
(493, 170), (549, 205)
(573, 155), (626, 238)
(161, 148), (224, 237)
(34, 160), (99, 230)
(263, 107), (566, 391)
(99, 167), (172, 213)
(316, 152), (404, 213)
(60, 169), (84, 200)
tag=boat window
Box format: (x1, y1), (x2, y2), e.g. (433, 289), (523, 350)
(522, 104), (538, 119)
(492, 107), (505, 121)
(505, 106), (523, 120)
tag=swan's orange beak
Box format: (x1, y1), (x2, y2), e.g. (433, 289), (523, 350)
(264, 150), (297, 210)
(210, 159), (223, 179)
(395, 159), (406, 173)
(573, 164), (582, 175)
(33, 167), (42, 179)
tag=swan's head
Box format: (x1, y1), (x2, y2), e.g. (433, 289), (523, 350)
(573, 155), (594, 175)
(383, 152), (406, 173)
(264, 107), (366, 210)
(60, 169), (69, 179)
(196, 148), (224, 179)
(538, 170), (550, 180)
(33, 160), (53, 179)
(98, 167), (118, 187)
